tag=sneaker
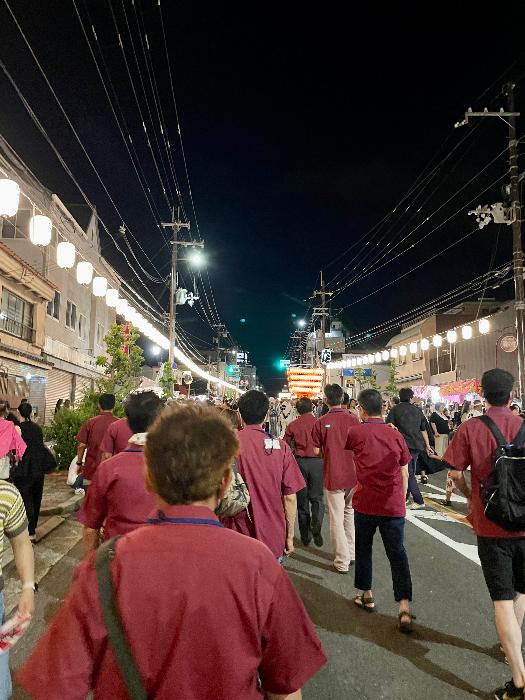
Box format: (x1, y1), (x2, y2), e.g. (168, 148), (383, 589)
(74, 488), (85, 497)
(408, 502), (425, 510)
(313, 533), (324, 547)
(494, 680), (524, 699)
(333, 565), (348, 575)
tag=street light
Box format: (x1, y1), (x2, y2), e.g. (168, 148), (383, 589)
(188, 249), (205, 267)
(297, 319), (306, 328)
(151, 345), (161, 356)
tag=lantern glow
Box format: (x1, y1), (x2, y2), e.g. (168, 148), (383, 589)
(76, 261), (93, 285)
(462, 325), (473, 340)
(479, 319), (490, 334)
(433, 334), (443, 348)
(447, 330), (458, 344)
(421, 338), (430, 351)
(106, 288), (118, 307)
(56, 241), (76, 269)
(29, 215), (52, 246)
(399, 345), (407, 357)
(92, 277), (108, 298)
(0, 179), (20, 217)
(409, 342), (418, 354)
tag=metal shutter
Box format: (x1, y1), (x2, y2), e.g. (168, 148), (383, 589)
(74, 375), (93, 404)
(45, 368), (72, 423)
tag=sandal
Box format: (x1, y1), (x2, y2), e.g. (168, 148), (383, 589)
(353, 594), (375, 613)
(398, 611), (416, 634)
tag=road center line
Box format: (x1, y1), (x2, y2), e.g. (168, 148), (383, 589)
(406, 512), (480, 565)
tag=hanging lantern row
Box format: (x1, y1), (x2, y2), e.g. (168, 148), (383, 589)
(327, 318), (492, 370)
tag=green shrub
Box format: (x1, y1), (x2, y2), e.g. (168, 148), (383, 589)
(45, 407), (87, 471)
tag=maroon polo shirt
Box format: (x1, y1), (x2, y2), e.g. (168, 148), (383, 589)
(284, 413), (318, 457)
(222, 424), (305, 557)
(312, 407), (359, 490)
(77, 447), (155, 539)
(18, 505), (326, 699)
(346, 419), (412, 517)
(443, 406), (525, 538)
(99, 417), (133, 457)
(76, 412), (118, 480)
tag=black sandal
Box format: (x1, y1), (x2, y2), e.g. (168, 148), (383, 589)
(353, 594), (375, 613)
(398, 611), (416, 633)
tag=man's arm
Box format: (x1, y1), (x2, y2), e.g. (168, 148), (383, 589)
(82, 528), (100, 555)
(401, 465), (409, 496)
(76, 443), (87, 466)
(283, 494), (297, 556)
(10, 530), (35, 618)
(430, 421), (439, 437)
(448, 469), (472, 500)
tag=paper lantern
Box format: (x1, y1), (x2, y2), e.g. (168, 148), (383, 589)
(56, 241), (76, 269)
(382, 350), (389, 361)
(409, 342), (418, 354)
(462, 325), (473, 340)
(479, 319), (490, 335)
(421, 338), (430, 351)
(367, 354), (374, 364)
(92, 276), (108, 298)
(356, 356), (363, 366)
(399, 345), (407, 357)
(351, 358), (357, 367)
(447, 330), (457, 344)
(390, 348), (398, 359)
(124, 305), (137, 322)
(0, 179), (20, 217)
(374, 352), (381, 363)
(76, 261), (93, 285)
(115, 298), (128, 315)
(29, 215), (52, 246)
(106, 288), (118, 307)
(433, 334), (443, 348)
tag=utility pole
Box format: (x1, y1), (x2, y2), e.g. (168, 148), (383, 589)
(457, 85), (525, 399)
(311, 270), (333, 366)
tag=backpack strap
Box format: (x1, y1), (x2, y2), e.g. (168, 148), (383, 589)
(95, 538), (148, 700)
(477, 415), (508, 448)
(513, 420), (525, 449)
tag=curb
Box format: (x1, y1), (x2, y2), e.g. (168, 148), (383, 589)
(40, 493), (84, 517)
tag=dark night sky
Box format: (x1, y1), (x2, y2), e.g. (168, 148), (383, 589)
(1, 3), (525, 393)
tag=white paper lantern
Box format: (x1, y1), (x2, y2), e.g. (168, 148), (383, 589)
(106, 288), (118, 307)
(116, 298), (129, 316)
(479, 318), (490, 335)
(124, 305), (137, 322)
(76, 261), (93, 285)
(92, 277), (108, 298)
(399, 345), (407, 357)
(29, 215), (52, 246)
(462, 325), (473, 340)
(351, 358), (357, 368)
(433, 334), (443, 348)
(447, 329), (458, 344)
(0, 179), (20, 217)
(382, 350), (389, 361)
(56, 241), (76, 269)
(409, 342), (418, 354)
(356, 356), (363, 366)
(367, 354), (374, 364)
(390, 348), (398, 359)
(421, 338), (430, 351)
(374, 352), (381, 363)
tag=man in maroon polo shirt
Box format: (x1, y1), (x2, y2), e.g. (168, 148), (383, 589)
(346, 389), (414, 631)
(223, 390), (305, 560)
(312, 383), (359, 574)
(18, 403), (326, 699)
(99, 414), (133, 462)
(78, 391), (163, 552)
(76, 393), (118, 482)
(285, 397), (324, 547)
(445, 369), (525, 700)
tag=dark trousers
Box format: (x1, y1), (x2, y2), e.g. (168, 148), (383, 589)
(15, 475), (45, 536)
(407, 451), (424, 505)
(296, 457), (324, 541)
(354, 511), (412, 602)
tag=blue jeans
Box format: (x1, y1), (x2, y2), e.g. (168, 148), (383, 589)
(354, 512), (412, 602)
(0, 593), (12, 699)
(407, 451), (424, 505)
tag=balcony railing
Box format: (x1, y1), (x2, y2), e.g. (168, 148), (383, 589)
(0, 314), (35, 344)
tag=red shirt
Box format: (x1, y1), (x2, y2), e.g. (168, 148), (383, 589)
(312, 408), (359, 490)
(99, 417), (133, 457)
(18, 505), (326, 699)
(346, 420), (412, 517)
(284, 413), (318, 457)
(77, 447), (155, 539)
(76, 412), (118, 480)
(222, 425), (305, 557)
(443, 406), (525, 538)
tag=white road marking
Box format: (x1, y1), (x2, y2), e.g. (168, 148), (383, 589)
(407, 510), (457, 522)
(422, 490), (467, 504)
(406, 512), (480, 565)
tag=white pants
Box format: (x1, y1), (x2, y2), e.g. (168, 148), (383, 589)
(326, 488), (355, 571)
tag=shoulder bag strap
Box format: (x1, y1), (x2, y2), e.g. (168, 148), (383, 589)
(477, 415), (508, 448)
(95, 538), (148, 700)
(513, 420), (525, 449)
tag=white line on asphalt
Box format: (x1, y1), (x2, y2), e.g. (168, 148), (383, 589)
(407, 510), (457, 522)
(406, 512), (480, 565)
(422, 490), (467, 504)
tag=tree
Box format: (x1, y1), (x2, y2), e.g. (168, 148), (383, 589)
(158, 361), (177, 399)
(386, 358), (398, 397)
(96, 323), (144, 403)
(354, 366), (378, 391)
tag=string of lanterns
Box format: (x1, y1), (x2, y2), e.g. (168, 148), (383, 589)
(326, 318), (492, 370)
(0, 177), (241, 394)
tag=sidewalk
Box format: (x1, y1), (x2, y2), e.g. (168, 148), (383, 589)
(40, 470), (84, 516)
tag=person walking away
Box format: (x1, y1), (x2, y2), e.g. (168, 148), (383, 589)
(284, 397), (324, 547)
(0, 401), (26, 483)
(444, 368), (525, 700)
(430, 402), (451, 457)
(222, 390), (305, 561)
(386, 388), (432, 509)
(18, 403), (326, 699)
(12, 403), (53, 542)
(78, 391), (163, 553)
(99, 411), (133, 463)
(76, 394), (118, 491)
(346, 389), (415, 632)
(312, 384), (359, 574)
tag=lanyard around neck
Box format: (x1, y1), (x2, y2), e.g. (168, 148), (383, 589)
(146, 513), (224, 528)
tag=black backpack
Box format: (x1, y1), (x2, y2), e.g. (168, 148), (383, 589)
(479, 415), (525, 531)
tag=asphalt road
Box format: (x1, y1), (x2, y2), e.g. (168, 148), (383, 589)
(9, 474), (509, 699)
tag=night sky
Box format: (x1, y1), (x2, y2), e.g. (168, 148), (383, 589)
(1, 3), (525, 393)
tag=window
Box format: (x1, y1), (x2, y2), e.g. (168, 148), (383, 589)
(66, 301), (77, 330)
(96, 323), (104, 347)
(0, 289), (34, 342)
(78, 314), (87, 340)
(47, 291), (60, 320)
